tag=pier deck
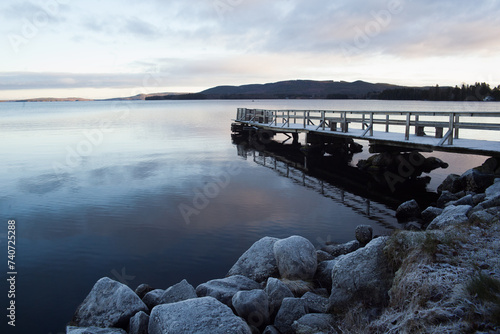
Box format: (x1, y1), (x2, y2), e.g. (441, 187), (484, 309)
(234, 108), (500, 156)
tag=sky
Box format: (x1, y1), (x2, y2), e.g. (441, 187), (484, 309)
(0, 0), (499, 99)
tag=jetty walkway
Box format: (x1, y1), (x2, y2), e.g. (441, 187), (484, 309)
(233, 108), (500, 156)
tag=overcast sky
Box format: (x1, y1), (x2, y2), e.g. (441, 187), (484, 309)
(1, 0), (499, 99)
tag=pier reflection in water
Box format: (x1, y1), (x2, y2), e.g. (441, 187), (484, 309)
(233, 133), (445, 231)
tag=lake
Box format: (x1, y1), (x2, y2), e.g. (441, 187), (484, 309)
(0, 99), (495, 333)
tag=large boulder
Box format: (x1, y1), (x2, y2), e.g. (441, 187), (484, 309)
(459, 169), (495, 193)
(160, 279), (197, 304)
(265, 277), (294, 318)
(328, 237), (392, 312)
(149, 296), (252, 334)
(72, 277), (148, 329)
(426, 205), (472, 230)
(227, 237), (280, 283)
(395, 200), (421, 223)
(355, 225), (373, 245)
(232, 289), (270, 329)
(274, 298), (308, 334)
(437, 174), (462, 193)
(196, 275), (260, 308)
(300, 292), (328, 313)
(321, 240), (360, 257)
(421, 206), (443, 225)
(485, 179), (500, 199)
(292, 314), (337, 334)
(436, 191), (458, 208)
(273, 236), (317, 280)
(142, 289), (165, 310)
(129, 311), (149, 334)
(67, 327), (127, 334)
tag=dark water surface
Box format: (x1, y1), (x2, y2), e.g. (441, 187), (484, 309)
(0, 100), (494, 333)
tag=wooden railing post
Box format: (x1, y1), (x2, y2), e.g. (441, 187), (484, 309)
(405, 113), (410, 140)
(370, 113), (374, 136)
(448, 113), (455, 145)
(454, 114), (460, 139)
(321, 110), (325, 130)
(385, 114), (389, 132)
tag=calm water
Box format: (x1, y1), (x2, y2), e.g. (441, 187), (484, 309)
(0, 99), (496, 333)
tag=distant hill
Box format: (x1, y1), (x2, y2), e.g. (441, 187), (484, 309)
(1, 92), (182, 103)
(146, 80), (403, 100)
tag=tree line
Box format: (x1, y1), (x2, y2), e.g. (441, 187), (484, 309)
(373, 82), (500, 101)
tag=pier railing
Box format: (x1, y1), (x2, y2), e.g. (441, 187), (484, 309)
(236, 108), (500, 145)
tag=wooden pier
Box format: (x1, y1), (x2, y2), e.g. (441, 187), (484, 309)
(233, 108), (500, 156)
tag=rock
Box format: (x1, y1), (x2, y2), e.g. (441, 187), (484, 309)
(421, 157), (448, 173)
(300, 292), (328, 313)
(395, 200), (421, 222)
(72, 277), (148, 329)
(314, 259), (338, 290)
(129, 311), (149, 334)
(421, 206), (443, 225)
(316, 250), (334, 262)
(486, 206), (500, 217)
(265, 277), (294, 318)
(292, 314), (337, 334)
(355, 225), (373, 245)
(437, 174), (461, 193)
(143, 289), (165, 310)
(328, 237), (392, 312)
(149, 296), (251, 334)
(196, 275), (260, 308)
(479, 195), (500, 209)
(232, 289), (270, 329)
(481, 157), (499, 174)
(437, 191), (459, 208)
(448, 194), (474, 207)
(473, 193), (487, 206)
(321, 240), (360, 257)
(274, 298), (308, 334)
(135, 284), (154, 300)
(262, 325), (280, 334)
(67, 327), (127, 334)
(280, 279), (314, 297)
(485, 179), (500, 199)
(404, 221), (423, 231)
(426, 205), (472, 230)
(459, 169), (495, 193)
(160, 279), (197, 304)
(227, 237), (280, 283)
(469, 211), (496, 226)
(273, 236), (317, 280)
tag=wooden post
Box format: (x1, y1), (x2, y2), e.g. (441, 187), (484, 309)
(405, 113), (410, 140)
(342, 112), (347, 133)
(454, 114), (460, 139)
(370, 113), (374, 136)
(448, 113), (455, 145)
(385, 114), (389, 132)
(321, 110), (325, 130)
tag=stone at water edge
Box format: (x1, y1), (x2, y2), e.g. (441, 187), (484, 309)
(316, 249), (334, 262)
(129, 311), (149, 334)
(195, 275), (260, 308)
(134, 283), (154, 299)
(148, 296), (252, 334)
(67, 327), (127, 334)
(355, 225), (373, 245)
(459, 169), (495, 193)
(273, 236), (317, 280)
(437, 191), (459, 208)
(160, 279), (197, 304)
(395, 199), (421, 222)
(142, 289), (165, 310)
(321, 240), (360, 257)
(265, 277), (294, 318)
(485, 178), (500, 199)
(426, 205), (472, 230)
(437, 174), (462, 193)
(328, 237), (392, 312)
(232, 289), (270, 329)
(421, 206), (443, 225)
(227, 236), (280, 283)
(274, 297), (308, 334)
(71, 277), (148, 329)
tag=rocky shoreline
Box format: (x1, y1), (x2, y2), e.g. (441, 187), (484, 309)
(67, 159), (500, 334)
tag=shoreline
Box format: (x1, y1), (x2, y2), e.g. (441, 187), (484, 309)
(66, 161), (500, 334)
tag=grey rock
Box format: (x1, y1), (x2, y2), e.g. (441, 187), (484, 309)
(316, 250), (334, 262)
(485, 179), (500, 199)
(481, 157), (499, 174)
(142, 289), (165, 310)
(273, 236), (317, 280)
(437, 191), (459, 208)
(280, 279), (314, 297)
(72, 277), (148, 329)
(437, 174), (461, 193)
(328, 237), (392, 312)
(274, 298), (308, 334)
(473, 193), (487, 206)
(427, 205), (472, 230)
(459, 169), (495, 193)
(469, 211), (496, 226)
(160, 279), (197, 304)
(227, 237), (280, 283)
(300, 292), (329, 313)
(355, 225), (373, 245)
(486, 206), (500, 217)
(148, 296), (251, 334)
(135, 284), (154, 300)
(448, 194), (474, 207)
(314, 259), (339, 289)
(292, 314), (337, 334)
(422, 206), (443, 224)
(479, 194), (500, 209)
(129, 311), (149, 334)
(265, 277), (294, 318)
(232, 289), (270, 329)
(395, 200), (421, 222)
(404, 221), (423, 231)
(196, 275), (260, 308)
(321, 240), (360, 257)
(262, 325), (280, 334)
(67, 327), (127, 334)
